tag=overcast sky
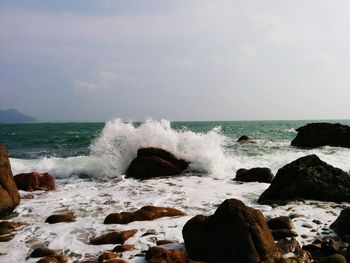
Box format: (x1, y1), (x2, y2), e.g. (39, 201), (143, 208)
(1, 0), (350, 122)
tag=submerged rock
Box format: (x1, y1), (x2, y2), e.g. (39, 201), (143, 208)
(0, 145), (20, 216)
(258, 154), (350, 204)
(182, 198), (280, 263)
(125, 147), (189, 179)
(104, 206), (185, 224)
(235, 167), (274, 183)
(90, 230), (137, 245)
(14, 172), (56, 191)
(291, 122), (350, 148)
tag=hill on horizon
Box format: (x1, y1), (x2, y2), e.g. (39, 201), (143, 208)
(0, 109), (38, 123)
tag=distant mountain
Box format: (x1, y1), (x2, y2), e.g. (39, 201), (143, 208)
(0, 109), (38, 123)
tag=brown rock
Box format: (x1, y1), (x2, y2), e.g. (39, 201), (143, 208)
(30, 247), (57, 258)
(90, 230), (137, 245)
(0, 145), (20, 216)
(37, 254), (68, 263)
(112, 244), (135, 253)
(45, 213), (76, 224)
(319, 254), (347, 263)
(104, 206), (185, 224)
(277, 238), (301, 254)
(14, 172), (55, 191)
(97, 251), (119, 262)
(267, 216), (294, 230)
(237, 135), (255, 143)
(156, 240), (176, 246)
(0, 221), (25, 241)
(235, 167), (274, 183)
(271, 229), (298, 240)
(182, 198), (280, 263)
(145, 246), (188, 263)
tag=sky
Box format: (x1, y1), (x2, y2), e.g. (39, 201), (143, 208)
(1, 0), (350, 122)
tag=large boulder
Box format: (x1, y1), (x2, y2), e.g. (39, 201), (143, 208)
(125, 147), (189, 179)
(330, 208), (350, 239)
(14, 172), (55, 191)
(104, 205), (185, 224)
(182, 199), (280, 263)
(0, 145), (20, 216)
(235, 167), (274, 183)
(291, 123), (350, 148)
(258, 155), (350, 204)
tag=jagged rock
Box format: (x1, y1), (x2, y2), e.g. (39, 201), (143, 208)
(235, 167), (274, 183)
(182, 198), (280, 263)
(14, 172), (55, 191)
(145, 246), (188, 263)
(125, 147), (189, 179)
(258, 155), (350, 204)
(0, 145), (20, 216)
(90, 230), (137, 245)
(291, 122), (350, 148)
(104, 206), (185, 224)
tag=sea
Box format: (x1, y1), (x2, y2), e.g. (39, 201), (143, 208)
(1, 119), (350, 262)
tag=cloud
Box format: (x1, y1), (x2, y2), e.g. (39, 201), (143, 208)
(74, 79), (98, 92)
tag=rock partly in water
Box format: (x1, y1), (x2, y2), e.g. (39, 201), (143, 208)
(291, 122), (350, 148)
(30, 247), (57, 258)
(97, 251), (120, 262)
(125, 147), (189, 179)
(36, 254), (68, 263)
(145, 246), (188, 263)
(237, 135), (256, 143)
(14, 172), (56, 191)
(0, 221), (26, 242)
(258, 155), (350, 204)
(267, 216), (294, 230)
(235, 167), (274, 183)
(330, 208), (350, 239)
(0, 145), (20, 216)
(104, 205), (185, 224)
(112, 244), (135, 253)
(45, 213), (76, 224)
(90, 230), (137, 245)
(182, 198), (280, 263)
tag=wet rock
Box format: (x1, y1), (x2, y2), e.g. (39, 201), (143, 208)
(14, 172), (55, 191)
(145, 246), (188, 263)
(277, 238), (301, 254)
(237, 135), (255, 143)
(235, 167), (274, 183)
(321, 238), (340, 255)
(37, 254), (68, 263)
(125, 147), (189, 179)
(182, 198), (280, 263)
(90, 229), (137, 245)
(330, 208), (350, 239)
(97, 251), (120, 262)
(291, 122), (350, 148)
(319, 254), (347, 263)
(258, 155), (350, 204)
(0, 145), (20, 216)
(0, 221), (25, 241)
(267, 216), (294, 230)
(112, 244), (135, 253)
(277, 250), (312, 263)
(156, 240), (176, 246)
(30, 247), (57, 258)
(45, 213), (76, 224)
(271, 229), (298, 240)
(104, 206), (185, 224)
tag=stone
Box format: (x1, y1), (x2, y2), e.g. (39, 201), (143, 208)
(271, 229), (298, 240)
(235, 167), (274, 183)
(97, 251), (120, 262)
(145, 246), (188, 263)
(14, 172), (55, 191)
(277, 238), (301, 254)
(182, 198), (280, 263)
(90, 230), (137, 245)
(104, 206), (185, 224)
(258, 155), (350, 204)
(30, 247), (57, 258)
(319, 254), (347, 263)
(267, 216), (294, 230)
(291, 123), (350, 148)
(45, 213), (76, 224)
(0, 145), (20, 216)
(0, 221), (25, 242)
(112, 244), (135, 253)
(237, 135), (255, 143)
(37, 254), (68, 263)
(330, 208), (350, 238)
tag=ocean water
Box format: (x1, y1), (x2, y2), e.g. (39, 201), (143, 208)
(1, 119), (350, 262)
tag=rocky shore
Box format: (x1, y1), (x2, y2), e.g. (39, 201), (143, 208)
(1, 122), (350, 262)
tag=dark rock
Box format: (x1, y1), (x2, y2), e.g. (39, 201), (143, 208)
(321, 238), (340, 255)
(182, 198), (280, 263)
(235, 167), (274, 183)
(30, 247), (57, 258)
(330, 208), (350, 238)
(258, 155), (350, 204)
(291, 123), (350, 148)
(156, 240), (176, 246)
(145, 246), (188, 263)
(0, 221), (25, 242)
(45, 213), (76, 224)
(37, 254), (68, 263)
(267, 216), (294, 230)
(104, 206), (185, 224)
(319, 254), (347, 263)
(14, 172), (55, 191)
(277, 238), (301, 254)
(237, 135), (255, 143)
(271, 229), (298, 240)
(90, 230), (137, 245)
(125, 147), (189, 179)
(97, 251), (120, 262)
(0, 145), (20, 216)
(112, 244), (135, 253)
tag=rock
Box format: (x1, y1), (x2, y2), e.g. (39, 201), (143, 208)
(90, 229), (137, 245)
(125, 147), (189, 179)
(182, 198), (280, 263)
(267, 216), (294, 230)
(156, 240), (176, 246)
(330, 208), (350, 238)
(271, 229), (298, 240)
(277, 238), (301, 254)
(235, 167), (274, 183)
(0, 221), (25, 242)
(145, 246), (188, 263)
(14, 172), (55, 191)
(321, 238), (340, 255)
(104, 206), (185, 224)
(97, 251), (120, 262)
(291, 122), (350, 148)
(0, 145), (20, 216)
(30, 247), (57, 258)
(258, 155), (350, 204)
(37, 254), (68, 263)
(319, 254), (347, 263)
(237, 135), (255, 143)
(112, 244), (135, 253)
(45, 213), (76, 224)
